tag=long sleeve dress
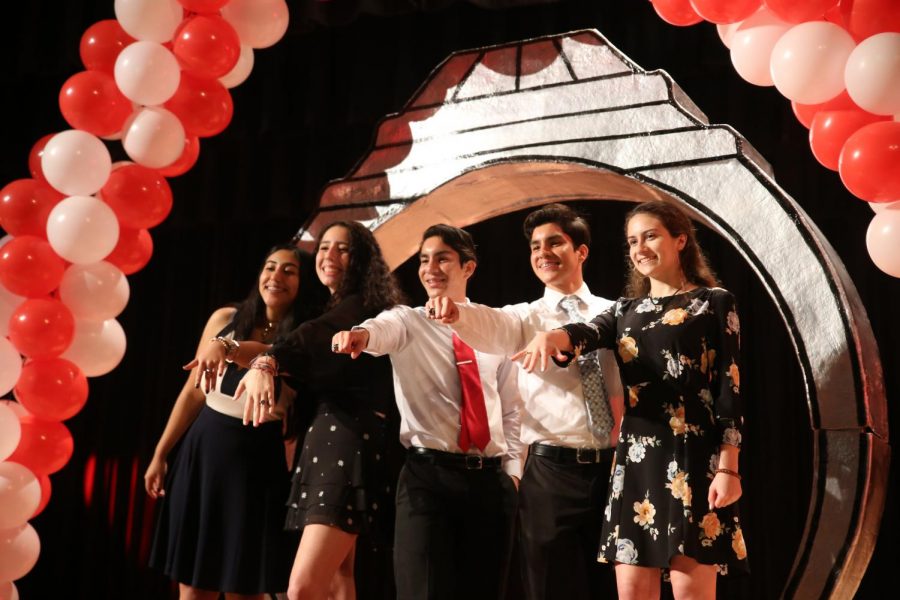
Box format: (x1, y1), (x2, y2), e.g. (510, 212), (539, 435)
(271, 293), (397, 539)
(561, 287), (749, 574)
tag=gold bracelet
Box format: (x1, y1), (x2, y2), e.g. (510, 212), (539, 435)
(715, 468), (741, 480)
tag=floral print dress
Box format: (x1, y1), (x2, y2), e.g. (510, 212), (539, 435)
(562, 287), (748, 574)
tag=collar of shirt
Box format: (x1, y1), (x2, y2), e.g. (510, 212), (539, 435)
(541, 283), (594, 313)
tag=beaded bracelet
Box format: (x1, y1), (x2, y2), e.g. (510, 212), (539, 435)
(249, 353), (278, 376)
(210, 336), (240, 362)
(715, 468), (742, 480)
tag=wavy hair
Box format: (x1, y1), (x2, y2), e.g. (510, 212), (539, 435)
(623, 201), (719, 298)
(317, 221), (404, 312)
(231, 244), (327, 341)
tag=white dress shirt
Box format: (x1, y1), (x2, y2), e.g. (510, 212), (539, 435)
(359, 304), (525, 478)
(451, 283), (624, 449)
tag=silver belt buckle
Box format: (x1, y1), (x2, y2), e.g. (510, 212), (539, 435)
(576, 447), (599, 464)
(465, 455), (484, 470)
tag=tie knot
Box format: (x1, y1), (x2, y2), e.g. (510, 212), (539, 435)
(560, 295), (583, 321)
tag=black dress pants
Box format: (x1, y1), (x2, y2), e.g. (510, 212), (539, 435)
(517, 449), (616, 600)
(393, 450), (518, 600)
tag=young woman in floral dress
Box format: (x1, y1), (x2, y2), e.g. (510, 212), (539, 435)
(515, 201), (748, 600)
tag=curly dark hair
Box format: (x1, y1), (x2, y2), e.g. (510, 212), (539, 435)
(623, 201), (719, 298)
(230, 244), (328, 342)
(523, 202), (591, 248)
(317, 221), (404, 312)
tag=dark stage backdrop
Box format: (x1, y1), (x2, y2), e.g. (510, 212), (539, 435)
(1, 1), (896, 598)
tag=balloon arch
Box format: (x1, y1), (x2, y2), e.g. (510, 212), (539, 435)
(296, 30), (887, 599)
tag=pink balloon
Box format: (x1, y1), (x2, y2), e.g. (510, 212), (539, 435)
(61, 318), (127, 377)
(770, 21), (857, 104)
(866, 205), (900, 277)
(59, 262), (129, 321)
(0, 580), (19, 600)
(114, 41), (181, 106)
(0, 523), (40, 582)
(219, 44), (254, 89)
(730, 7), (791, 86)
(113, 0), (183, 43)
(844, 33), (900, 117)
(221, 0), (290, 48)
(0, 403), (21, 461)
(122, 107), (186, 169)
(691, 0), (761, 24)
(31, 474), (51, 519)
(0, 462), (41, 530)
(41, 130), (112, 197)
(46, 196), (120, 265)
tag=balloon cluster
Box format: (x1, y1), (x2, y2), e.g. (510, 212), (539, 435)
(650, 0), (900, 277)
(0, 0), (289, 589)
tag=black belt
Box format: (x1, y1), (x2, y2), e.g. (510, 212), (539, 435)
(408, 447), (502, 470)
(529, 443), (614, 465)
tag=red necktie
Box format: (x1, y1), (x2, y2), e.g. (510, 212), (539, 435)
(452, 333), (491, 452)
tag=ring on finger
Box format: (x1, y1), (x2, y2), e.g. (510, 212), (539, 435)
(428, 307), (435, 317)
(332, 343), (339, 352)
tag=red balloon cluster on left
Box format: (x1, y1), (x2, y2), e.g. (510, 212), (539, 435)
(0, 0), (290, 585)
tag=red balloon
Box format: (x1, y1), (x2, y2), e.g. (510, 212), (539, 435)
(810, 109), (888, 170)
(7, 299), (75, 359)
(764, 0), (839, 23)
(0, 236), (67, 297)
(840, 0), (900, 40)
(106, 227), (153, 275)
(101, 164), (173, 229)
(691, 0), (761, 24)
(27, 134), (56, 184)
(164, 73), (233, 138)
(652, 0), (704, 26)
(0, 179), (64, 238)
(15, 358), (89, 421)
(839, 121), (900, 202)
(80, 19), (135, 73)
(158, 135), (201, 177)
(172, 15), (241, 78)
(32, 474), (51, 518)
(59, 71), (133, 138)
(791, 91), (859, 129)
(178, 0), (229, 13)
(8, 414), (74, 475)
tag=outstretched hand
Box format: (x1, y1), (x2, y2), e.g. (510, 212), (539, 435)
(237, 367), (277, 427)
(511, 329), (572, 373)
(331, 329), (369, 359)
(183, 338), (227, 393)
(425, 295), (459, 324)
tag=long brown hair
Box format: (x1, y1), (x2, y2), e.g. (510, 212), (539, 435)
(623, 201), (719, 298)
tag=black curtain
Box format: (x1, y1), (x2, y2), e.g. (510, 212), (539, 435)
(1, 1), (896, 598)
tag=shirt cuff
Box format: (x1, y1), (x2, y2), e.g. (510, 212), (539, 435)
(502, 457), (524, 479)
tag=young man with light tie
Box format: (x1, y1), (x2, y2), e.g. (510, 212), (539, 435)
(427, 203), (623, 600)
(331, 224), (524, 600)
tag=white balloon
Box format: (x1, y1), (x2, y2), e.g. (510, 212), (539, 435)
(845, 33), (900, 117)
(730, 8), (791, 87)
(114, 41), (181, 106)
(41, 130), (112, 197)
(0, 580), (19, 600)
(219, 45), (255, 89)
(61, 318), (127, 377)
(0, 284), (24, 338)
(221, 0), (290, 49)
(717, 21), (743, 49)
(0, 339), (22, 398)
(123, 107), (186, 169)
(114, 0), (183, 43)
(866, 208), (900, 277)
(0, 463), (40, 531)
(0, 404), (21, 462)
(0, 235), (13, 249)
(59, 262), (129, 322)
(0, 524), (40, 582)
(770, 21), (856, 104)
(46, 196), (120, 265)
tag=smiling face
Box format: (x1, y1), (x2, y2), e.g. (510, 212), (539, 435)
(626, 213), (686, 284)
(316, 225), (351, 294)
(258, 249), (300, 317)
(529, 222), (587, 294)
(418, 235), (474, 301)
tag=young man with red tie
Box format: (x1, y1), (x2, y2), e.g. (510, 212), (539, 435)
(331, 224), (524, 600)
(427, 204), (623, 600)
